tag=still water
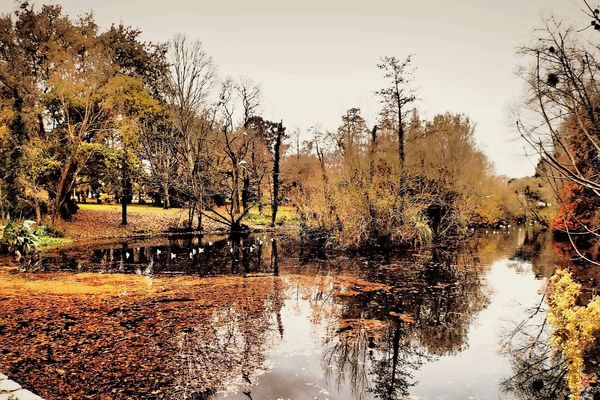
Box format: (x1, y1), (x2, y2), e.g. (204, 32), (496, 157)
(0, 228), (582, 399)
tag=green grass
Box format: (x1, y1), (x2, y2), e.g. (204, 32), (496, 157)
(37, 236), (72, 248)
(244, 205), (298, 226)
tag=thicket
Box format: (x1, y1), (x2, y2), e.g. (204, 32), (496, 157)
(292, 111), (520, 249)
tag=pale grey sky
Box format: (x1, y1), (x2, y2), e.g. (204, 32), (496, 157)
(0, 0), (587, 177)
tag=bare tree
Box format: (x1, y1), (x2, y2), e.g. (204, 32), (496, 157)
(377, 55), (416, 173)
(201, 79), (270, 234)
(517, 16), (600, 262)
(236, 77), (261, 128)
(236, 78), (263, 212)
(166, 34), (216, 228)
(140, 116), (177, 209)
(270, 121), (285, 227)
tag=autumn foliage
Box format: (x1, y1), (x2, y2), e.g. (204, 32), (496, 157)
(547, 269), (600, 400)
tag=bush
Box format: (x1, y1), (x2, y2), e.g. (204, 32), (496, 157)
(297, 171), (465, 249)
(547, 269), (600, 400)
(0, 220), (39, 257)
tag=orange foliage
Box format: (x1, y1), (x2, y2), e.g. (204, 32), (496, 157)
(551, 182), (600, 233)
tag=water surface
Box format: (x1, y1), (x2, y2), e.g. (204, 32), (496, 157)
(0, 228), (580, 399)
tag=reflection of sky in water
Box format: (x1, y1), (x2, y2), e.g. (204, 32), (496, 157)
(210, 231), (553, 400)
(411, 260), (546, 400)
(34, 228), (563, 399)
(214, 290), (365, 400)
(210, 259), (548, 400)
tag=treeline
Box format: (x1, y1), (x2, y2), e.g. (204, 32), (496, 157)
(0, 2), (520, 247)
(0, 2), (286, 232)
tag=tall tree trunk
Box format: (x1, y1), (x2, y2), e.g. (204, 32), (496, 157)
(121, 151), (129, 226)
(397, 103), (404, 171)
(242, 174), (250, 212)
(162, 182), (170, 209)
(5, 89), (26, 219)
(271, 122), (283, 228)
(53, 154), (76, 223)
(257, 183), (263, 214)
(233, 167), (241, 214)
(369, 125), (378, 180)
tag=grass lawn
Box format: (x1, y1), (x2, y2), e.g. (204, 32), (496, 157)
(49, 203), (298, 243)
(54, 203), (190, 241)
(243, 205), (298, 227)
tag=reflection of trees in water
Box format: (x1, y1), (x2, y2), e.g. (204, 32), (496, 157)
(172, 288), (283, 399)
(369, 323), (429, 400)
(172, 240), (285, 400)
(316, 229), (555, 399)
(317, 246), (493, 398)
(33, 228), (579, 399)
(504, 231), (572, 399)
(500, 296), (570, 400)
(322, 320), (373, 399)
(413, 255), (487, 356)
(37, 233), (282, 276)
(512, 229), (557, 278)
(502, 230), (600, 400)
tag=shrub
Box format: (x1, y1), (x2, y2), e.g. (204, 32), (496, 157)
(0, 220), (39, 257)
(547, 269), (600, 400)
(34, 224), (64, 238)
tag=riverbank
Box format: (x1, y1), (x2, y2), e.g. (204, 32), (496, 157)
(42, 204), (298, 249)
(0, 372), (44, 400)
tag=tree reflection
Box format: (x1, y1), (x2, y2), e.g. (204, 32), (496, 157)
(369, 323), (428, 400)
(13, 228), (575, 400)
(172, 277), (284, 399)
(322, 320), (372, 399)
(316, 242), (496, 399)
(501, 296), (570, 400)
(501, 231), (600, 400)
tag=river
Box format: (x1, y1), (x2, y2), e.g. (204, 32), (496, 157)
(0, 227), (592, 399)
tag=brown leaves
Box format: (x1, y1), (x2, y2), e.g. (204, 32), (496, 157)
(0, 270), (274, 399)
(389, 312), (416, 324)
(54, 204), (201, 242)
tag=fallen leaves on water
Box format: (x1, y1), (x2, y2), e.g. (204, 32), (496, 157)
(389, 311), (416, 324)
(0, 268), (390, 400)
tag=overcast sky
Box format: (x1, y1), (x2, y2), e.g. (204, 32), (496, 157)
(0, 0), (587, 177)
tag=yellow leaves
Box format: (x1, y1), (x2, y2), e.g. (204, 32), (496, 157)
(102, 75), (161, 117)
(100, 75), (163, 150)
(0, 99), (14, 145)
(0, 123), (9, 144)
(547, 268), (600, 400)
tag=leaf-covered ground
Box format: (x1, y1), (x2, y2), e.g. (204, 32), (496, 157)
(54, 204), (196, 242)
(51, 204), (297, 245)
